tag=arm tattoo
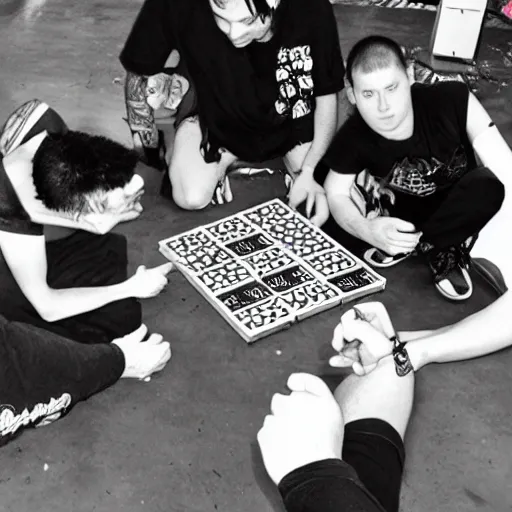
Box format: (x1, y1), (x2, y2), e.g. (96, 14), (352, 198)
(125, 71), (159, 149)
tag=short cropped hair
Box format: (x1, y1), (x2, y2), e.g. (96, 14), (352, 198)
(32, 130), (138, 213)
(346, 36), (407, 86)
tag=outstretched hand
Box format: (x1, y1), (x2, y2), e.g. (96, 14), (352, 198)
(329, 302), (396, 375)
(128, 262), (174, 299)
(113, 324), (171, 380)
(257, 373), (344, 486)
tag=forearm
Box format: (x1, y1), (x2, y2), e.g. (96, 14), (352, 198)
(327, 194), (371, 241)
(279, 459), (385, 512)
(472, 125), (512, 190)
(125, 71), (158, 150)
(41, 282), (132, 322)
(301, 93), (338, 176)
(404, 291), (512, 371)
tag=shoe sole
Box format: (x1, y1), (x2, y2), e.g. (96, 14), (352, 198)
(435, 266), (473, 301)
(363, 248), (410, 268)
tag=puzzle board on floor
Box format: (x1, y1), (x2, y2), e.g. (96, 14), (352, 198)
(159, 199), (386, 343)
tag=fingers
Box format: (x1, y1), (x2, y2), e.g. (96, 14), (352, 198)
(153, 262), (174, 276)
(342, 310), (389, 346)
(305, 191), (315, 218)
(117, 323), (148, 344)
(143, 332), (164, 345)
(117, 209), (142, 223)
(224, 176), (233, 203)
(391, 219), (417, 232)
(352, 302), (396, 339)
(287, 373), (332, 398)
(310, 193), (329, 227)
(328, 353), (355, 368)
(387, 230), (421, 245)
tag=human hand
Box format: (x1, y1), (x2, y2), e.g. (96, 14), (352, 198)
(366, 217), (421, 256)
(127, 262), (174, 299)
(112, 324), (171, 380)
(329, 302), (395, 375)
(257, 373), (344, 486)
(288, 173), (329, 227)
(79, 206), (143, 235)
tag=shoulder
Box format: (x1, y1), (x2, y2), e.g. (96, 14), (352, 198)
(412, 81), (469, 105)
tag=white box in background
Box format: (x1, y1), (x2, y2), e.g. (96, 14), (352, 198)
(431, 0), (487, 61)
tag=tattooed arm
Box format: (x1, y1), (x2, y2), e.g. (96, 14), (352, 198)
(124, 71), (164, 169)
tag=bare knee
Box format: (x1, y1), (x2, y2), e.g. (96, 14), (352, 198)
(170, 171), (212, 210)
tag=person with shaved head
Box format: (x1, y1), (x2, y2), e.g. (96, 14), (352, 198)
(322, 35), (506, 302)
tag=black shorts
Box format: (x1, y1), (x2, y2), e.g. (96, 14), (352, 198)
(343, 418), (405, 512)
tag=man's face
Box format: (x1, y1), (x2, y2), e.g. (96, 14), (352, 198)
(101, 174), (144, 213)
(351, 62), (413, 138)
(209, 0), (273, 48)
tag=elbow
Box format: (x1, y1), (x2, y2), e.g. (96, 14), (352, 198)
(37, 307), (62, 323)
(30, 295), (64, 323)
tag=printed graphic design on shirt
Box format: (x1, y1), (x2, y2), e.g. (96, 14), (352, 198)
(387, 146), (468, 197)
(0, 393), (72, 437)
(350, 169), (396, 218)
(275, 45), (314, 119)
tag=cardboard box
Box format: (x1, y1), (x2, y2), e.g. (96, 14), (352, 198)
(431, 0), (487, 61)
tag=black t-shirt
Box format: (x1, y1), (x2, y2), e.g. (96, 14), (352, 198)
(0, 102), (69, 237)
(120, 0), (345, 162)
(0, 315), (124, 445)
(324, 81), (476, 222)
(279, 459), (386, 512)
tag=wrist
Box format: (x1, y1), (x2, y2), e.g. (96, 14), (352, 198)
(111, 280), (133, 302)
(391, 334), (414, 377)
(301, 165), (315, 177)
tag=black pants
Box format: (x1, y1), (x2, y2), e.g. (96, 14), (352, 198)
(321, 166), (505, 256)
(419, 166), (505, 250)
(0, 231), (141, 344)
(396, 166), (505, 251)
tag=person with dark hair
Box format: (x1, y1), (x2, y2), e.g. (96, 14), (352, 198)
(0, 99), (174, 344)
(0, 318), (171, 446)
(322, 35), (507, 301)
(120, 0), (345, 225)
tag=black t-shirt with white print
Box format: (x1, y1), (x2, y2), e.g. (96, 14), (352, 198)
(120, 0), (345, 162)
(323, 81), (476, 224)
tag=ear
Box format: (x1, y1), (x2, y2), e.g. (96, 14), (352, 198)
(406, 64), (415, 85)
(347, 86), (356, 106)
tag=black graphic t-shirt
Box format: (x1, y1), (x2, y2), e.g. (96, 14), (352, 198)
(120, 0), (345, 162)
(324, 81), (476, 223)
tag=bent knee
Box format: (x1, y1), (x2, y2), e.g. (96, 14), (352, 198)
(169, 170), (214, 210)
(481, 172), (506, 212)
(172, 187), (211, 210)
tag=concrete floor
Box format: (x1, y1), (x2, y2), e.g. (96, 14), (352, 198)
(0, 1), (511, 511)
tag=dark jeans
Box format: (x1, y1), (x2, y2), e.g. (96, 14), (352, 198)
(0, 231), (141, 344)
(415, 167), (505, 250)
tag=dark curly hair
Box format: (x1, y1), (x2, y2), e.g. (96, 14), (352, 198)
(32, 130), (138, 213)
